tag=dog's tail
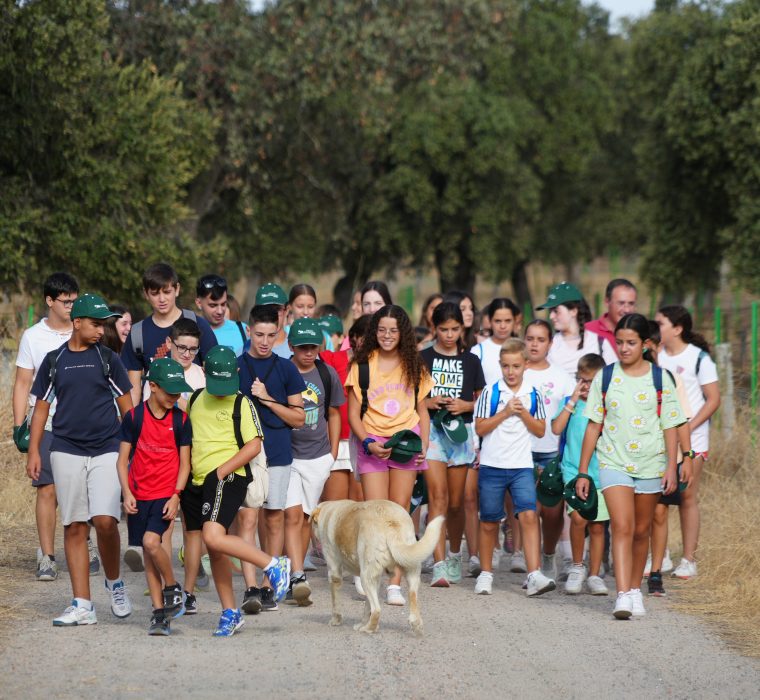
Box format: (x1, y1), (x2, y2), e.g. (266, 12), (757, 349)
(388, 515), (445, 570)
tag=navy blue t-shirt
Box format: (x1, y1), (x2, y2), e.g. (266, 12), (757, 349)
(120, 310), (217, 372)
(237, 353), (306, 466)
(31, 343), (133, 456)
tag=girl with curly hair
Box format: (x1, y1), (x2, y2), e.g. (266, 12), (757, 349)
(345, 304), (434, 605)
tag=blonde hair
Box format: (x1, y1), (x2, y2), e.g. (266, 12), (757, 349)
(500, 338), (528, 360)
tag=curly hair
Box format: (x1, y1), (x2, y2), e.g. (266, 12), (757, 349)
(352, 304), (429, 392)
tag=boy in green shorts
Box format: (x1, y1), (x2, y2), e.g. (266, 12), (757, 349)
(182, 346), (290, 637)
(551, 353), (609, 596)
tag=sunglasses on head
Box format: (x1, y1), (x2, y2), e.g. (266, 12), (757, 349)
(200, 275), (227, 290)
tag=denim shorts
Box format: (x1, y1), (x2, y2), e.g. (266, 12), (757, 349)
(427, 423), (476, 466)
(599, 468), (662, 495)
(478, 466), (536, 522)
(532, 451), (558, 470)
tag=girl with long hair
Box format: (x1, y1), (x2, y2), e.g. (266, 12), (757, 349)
(360, 280), (392, 316)
(471, 298), (520, 384)
(442, 290), (478, 350)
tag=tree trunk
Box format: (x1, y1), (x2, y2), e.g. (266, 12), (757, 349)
(511, 260), (532, 311)
(435, 236), (476, 295)
(332, 253), (368, 314)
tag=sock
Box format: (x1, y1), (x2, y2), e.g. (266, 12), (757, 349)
(449, 551), (461, 559)
(292, 570), (304, 579)
(558, 540), (572, 559)
(48, 555), (56, 561)
(479, 570), (494, 578)
(163, 583), (180, 592)
(106, 577), (121, 590)
(74, 597), (93, 610)
(265, 557), (278, 571)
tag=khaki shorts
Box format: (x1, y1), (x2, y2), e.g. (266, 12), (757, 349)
(50, 451), (121, 526)
(284, 453), (334, 515)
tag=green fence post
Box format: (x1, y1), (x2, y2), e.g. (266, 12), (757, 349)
(401, 285), (414, 317)
(594, 292), (601, 319)
(752, 302), (758, 417)
(522, 301), (533, 324)
(27, 304), (34, 328)
(714, 306), (722, 345)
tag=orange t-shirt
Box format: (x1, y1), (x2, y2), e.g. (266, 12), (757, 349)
(345, 352), (433, 437)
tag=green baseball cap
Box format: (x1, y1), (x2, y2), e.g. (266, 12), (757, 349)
(536, 282), (584, 310)
(432, 408), (468, 444)
(536, 455), (565, 507)
(563, 475), (599, 521)
(317, 315), (343, 336)
(204, 345), (239, 396)
(71, 293), (121, 320)
(146, 358), (193, 395)
(288, 317), (322, 346)
(383, 429), (423, 464)
(255, 282), (288, 306)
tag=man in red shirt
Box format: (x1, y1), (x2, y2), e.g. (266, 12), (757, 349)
(585, 279), (638, 357)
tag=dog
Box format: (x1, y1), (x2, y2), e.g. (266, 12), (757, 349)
(311, 499), (444, 636)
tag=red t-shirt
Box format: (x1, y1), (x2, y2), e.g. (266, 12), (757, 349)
(585, 315), (619, 357)
(119, 403), (192, 500)
(320, 349), (350, 440)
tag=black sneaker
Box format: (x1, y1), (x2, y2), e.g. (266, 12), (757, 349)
(260, 586), (278, 611)
(648, 571), (666, 597)
(148, 611), (170, 636)
(162, 584), (185, 618)
(241, 586), (262, 615)
(291, 574), (313, 607)
(184, 591), (197, 615)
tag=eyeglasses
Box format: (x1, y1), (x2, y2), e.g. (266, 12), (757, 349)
(199, 275), (227, 290)
(56, 298), (75, 307)
(575, 375), (593, 385)
(377, 328), (400, 336)
(478, 328), (492, 337)
(172, 340), (200, 356)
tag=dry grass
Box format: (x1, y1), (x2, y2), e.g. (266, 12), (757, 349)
(671, 412), (760, 657)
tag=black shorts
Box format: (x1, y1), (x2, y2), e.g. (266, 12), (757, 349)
(127, 498), (171, 546)
(659, 490), (682, 507)
(182, 471), (247, 532)
(33, 430), (55, 487)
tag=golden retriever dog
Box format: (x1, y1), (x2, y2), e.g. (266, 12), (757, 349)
(311, 499), (444, 636)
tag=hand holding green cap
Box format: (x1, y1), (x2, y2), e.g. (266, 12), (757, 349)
(536, 455), (565, 506)
(432, 408), (468, 444)
(564, 475), (599, 521)
(383, 429), (423, 463)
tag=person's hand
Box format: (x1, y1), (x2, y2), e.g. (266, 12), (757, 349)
(429, 395), (448, 410)
(26, 451), (41, 481)
(446, 398), (469, 416)
(509, 398), (525, 419)
(575, 475), (590, 500)
(571, 380), (584, 403)
(369, 442), (392, 460)
(163, 494), (179, 520)
(661, 466), (678, 495)
(251, 378), (270, 401)
(414, 442), (428, 466)
(679, 458), (693, 489)
(123, 491), (138, 515)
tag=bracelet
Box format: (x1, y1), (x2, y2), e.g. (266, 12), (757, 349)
(563, 405), (575, 414)
(362, 437), (376, 455)
(682, 450), (695, 459)
(174, 489), (182, 496)
(576, 473), (592, 481)
(567, 399), (576, 408)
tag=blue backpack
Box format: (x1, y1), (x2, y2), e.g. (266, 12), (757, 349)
(488, 381), (539, 418)
(600, 363), (673, 427)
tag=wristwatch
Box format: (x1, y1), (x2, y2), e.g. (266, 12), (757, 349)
(362, 437), (377, 455)
(682, 450), (696, 459)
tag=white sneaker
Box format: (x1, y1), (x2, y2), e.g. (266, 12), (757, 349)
(564, 564), (587, 595)
(354, 576), (366, 597)
(643, 554), (652, 578)
(540, 552), (556, 579)
(53, 601), (97, 626)
(386, 584), (405, 606)
(106, 580), (132, 618)
(557, 556), (573, 582)
(468, 555), (481, 577)
(123, 546), (144, 573)
(302, 553), (317, 572)
(474, 571), (493, 595)
(629, 588), (646, 617)
(672, 557), (697, 579)
(526, 570), (555, 596)
(587, 575), (609, 596)
(509, 551), (527, 573)
(662, 549), (674, 574)
(613, 591), (633, 619)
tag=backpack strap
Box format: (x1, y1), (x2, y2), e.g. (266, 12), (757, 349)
(475, 343), (484, 360)
(652, 364), (663, 418)
(94, 344), (120, 398)
(358, 362), (370, 419)
(558, 396), (571, 457)
(44, 344), (68, 399)
(529, 388), (538, 417)
(488, 381), (501, 417)
(695, 349), (708, 376)
(600, 363), (615, 423)
(598, 334), (604, 356)
(235, 321), (247, 345)
(231, 392), (253, 481)
(314, 358), (332, 423)
(127, 403), (145, 461)
(171, 406), (184, 452)
(187, 388), (204, 413)
(131, 319), (145, 369)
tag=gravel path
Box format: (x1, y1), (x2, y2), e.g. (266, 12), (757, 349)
(2, 525), (759, 700)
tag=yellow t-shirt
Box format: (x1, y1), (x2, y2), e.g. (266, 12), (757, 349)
(188, 391), (263, 486)
(345, 352), (433, 437)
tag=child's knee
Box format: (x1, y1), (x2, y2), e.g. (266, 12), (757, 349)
(518, 509), (538, 527)
(142, 532), (161, 555)
(653, 504), (668, 526)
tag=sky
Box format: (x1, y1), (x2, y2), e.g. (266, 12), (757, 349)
(598, 0), (655, 23)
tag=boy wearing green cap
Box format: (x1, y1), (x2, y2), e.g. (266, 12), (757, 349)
(284, 317), (345, 605)
(183, 345), (291, 636)
(255, 282), (291, 359)
(28, 294), (134, 626)
(117, 358), (194, 635)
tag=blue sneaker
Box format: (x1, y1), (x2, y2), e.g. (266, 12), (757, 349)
(265, 556), (291, 602)
(213, 608), (244, 637)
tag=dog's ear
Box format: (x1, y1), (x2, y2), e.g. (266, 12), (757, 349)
(310, 505), (322, 525)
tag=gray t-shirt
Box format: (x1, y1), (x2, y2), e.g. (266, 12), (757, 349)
(291, 363), (346, 460)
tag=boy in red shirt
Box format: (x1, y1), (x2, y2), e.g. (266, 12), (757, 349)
(117, 358), (193, 636)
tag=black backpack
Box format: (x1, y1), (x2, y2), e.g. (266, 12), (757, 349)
(126, 403), (185, 460)
(358, 362), (418, 419)
(45, 342), (119, 398)
(130, 309), (199, 371)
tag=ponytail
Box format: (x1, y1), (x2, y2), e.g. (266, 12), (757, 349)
(658, 305), (711, 354)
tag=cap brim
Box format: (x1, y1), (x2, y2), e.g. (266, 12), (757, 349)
(290, 339), (321, 347)
(154, 378), (194, 394)
(205, 376), (239, 396)
(73, 310), (122, 319)
(537, 490), (563, 507)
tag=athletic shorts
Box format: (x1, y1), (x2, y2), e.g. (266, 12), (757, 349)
(331, 439), (353, 472)
(180, 482), (205, 532)
(127, 498), (171, 546)
(354, 425), (428, 475)
(426, 423), (476, 466)
(32, 430), (55, 488)
(263, 464), (291, 511)
(203, 471), (248, 531)
(478, 466), (536, 522)
(599, 468), (662, 495)
(50, 451), (121, 526)
(285, 453), (334, 515)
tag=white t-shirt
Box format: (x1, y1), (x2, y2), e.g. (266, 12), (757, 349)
(15, 318), (72, 420)
(524, 364), (575, 455)
(658, 344), (718, 451)
(474, 379), (545, 469)
(471, 338), (504, 385)
(143, 360), (206, 402)
(548, 330), (617, 376)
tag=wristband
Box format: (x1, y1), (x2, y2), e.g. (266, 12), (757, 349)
(682, 450), (696, 460)
(576, 473), (592, 481)
(567, 399), (576, 408)
(362, 437), (376, 455)
(174, 489), (182, 496)
(563, 405), (574, 414)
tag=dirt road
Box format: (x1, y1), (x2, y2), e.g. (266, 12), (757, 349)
(2, 526), (759, 700)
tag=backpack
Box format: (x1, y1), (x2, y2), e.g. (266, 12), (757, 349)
(695, 349), (709, 376)
(234, 321), (247, 346)
(314, 358), (332, 423)
(45, 342), (119, 399)
(131, 309), (199, 370)
(600, 363), (674, 426)
(488, 381), (539, 418)
(127, 403), (185, 460)
(358, 362), (419, 420)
